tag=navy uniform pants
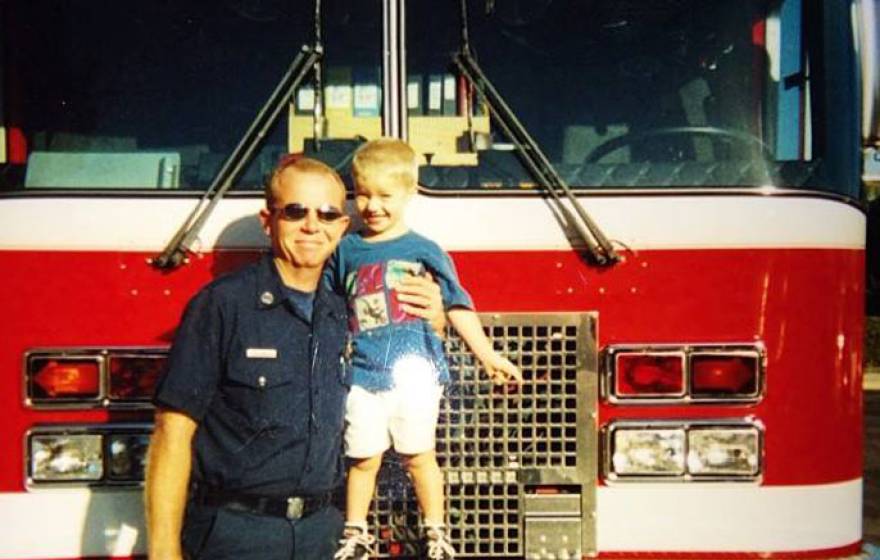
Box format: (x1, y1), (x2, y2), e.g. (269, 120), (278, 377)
(181, 502), (344, 560)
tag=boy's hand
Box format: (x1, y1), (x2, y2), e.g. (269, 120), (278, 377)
(483, 354), (523, 385)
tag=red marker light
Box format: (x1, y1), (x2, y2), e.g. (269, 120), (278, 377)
(108, 355), (166, 400)
(31, 359), (100, 398)
(691, 355), (758, 396)
(615, 353), (685, 396)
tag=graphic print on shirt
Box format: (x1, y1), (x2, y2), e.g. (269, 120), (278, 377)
(346, 260), (425, 333)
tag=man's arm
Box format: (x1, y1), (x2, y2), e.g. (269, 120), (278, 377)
(145, 408), (198, 560)
(396, 272), (446, 336)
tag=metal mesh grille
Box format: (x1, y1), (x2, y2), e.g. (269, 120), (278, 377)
(442, 323), (581, 470)
(368, 314), (593, 558)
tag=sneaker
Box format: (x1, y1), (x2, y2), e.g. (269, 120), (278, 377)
(424, 526), (456, 560)
(333, 525), (376, 560)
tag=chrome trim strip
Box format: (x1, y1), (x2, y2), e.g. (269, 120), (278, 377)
(411, 185), (867, 212)
(859, 0), (880, 145)
(382, 0), (401, 138)
(397, 0), (408, 142)
(0, 185), (867, 213)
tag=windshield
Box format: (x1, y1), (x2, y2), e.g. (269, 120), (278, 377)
(406, 0), (860, 196)
(0, 0), (859, 197)
(0, 1), (380, 192)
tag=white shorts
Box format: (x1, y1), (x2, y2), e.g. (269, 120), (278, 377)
(344, 383), (444, 458)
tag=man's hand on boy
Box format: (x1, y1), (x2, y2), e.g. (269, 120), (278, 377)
(396, 272), (446, 335)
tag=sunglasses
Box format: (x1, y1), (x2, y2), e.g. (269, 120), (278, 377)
(272, 202), (346, 224)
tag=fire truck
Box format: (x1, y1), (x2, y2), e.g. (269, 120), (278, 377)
(0, 0), (876, 558)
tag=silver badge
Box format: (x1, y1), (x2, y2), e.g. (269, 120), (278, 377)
(260, 291), (275, 305)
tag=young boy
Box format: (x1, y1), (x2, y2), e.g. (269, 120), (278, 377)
(328, 138), (521, 560)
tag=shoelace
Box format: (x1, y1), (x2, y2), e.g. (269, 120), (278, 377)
(425, 532), (456, 560)
(333, 530), (376, 560)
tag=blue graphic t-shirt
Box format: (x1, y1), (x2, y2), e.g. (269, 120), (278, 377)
(323, 230), (473, 391)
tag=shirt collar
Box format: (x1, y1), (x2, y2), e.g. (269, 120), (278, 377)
(314, 284), (346, 322)
(254, 254), (344, 321)
(255, 253), (287, 310)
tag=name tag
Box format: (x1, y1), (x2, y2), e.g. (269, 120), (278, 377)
(246, 348), (278, 359)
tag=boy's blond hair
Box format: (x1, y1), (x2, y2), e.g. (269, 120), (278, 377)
(352, 138), (418, 192)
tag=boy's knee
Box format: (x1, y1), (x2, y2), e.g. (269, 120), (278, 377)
(401, 449), (436, 471)
(351, 454), (383, 473)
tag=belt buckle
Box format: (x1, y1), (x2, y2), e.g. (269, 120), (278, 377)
(286, 497), (304, 519)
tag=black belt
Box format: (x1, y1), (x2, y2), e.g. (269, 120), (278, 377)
(193, 487), (334, 520)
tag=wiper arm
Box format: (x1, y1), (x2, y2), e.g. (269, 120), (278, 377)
(453, 51), (618, 266)
(152, 44), (322, 270)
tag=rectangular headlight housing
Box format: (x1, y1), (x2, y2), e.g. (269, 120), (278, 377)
(605, 421), (763, 482)
(27, 425), (152, 487)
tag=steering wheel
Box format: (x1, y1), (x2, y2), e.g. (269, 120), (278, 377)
(584, 126), (771, 163)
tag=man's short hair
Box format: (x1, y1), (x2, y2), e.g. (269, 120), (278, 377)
(265, 156), (346, 207)
(351, 138), (418, 192)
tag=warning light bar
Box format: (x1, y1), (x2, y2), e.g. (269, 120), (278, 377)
(25, 348), (167, 409)
(603, 343), (764, 403)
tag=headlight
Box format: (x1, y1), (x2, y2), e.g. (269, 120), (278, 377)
(27, 425), (153, 487)
(611, 428), (686, 476)
(605, 422), (763, 481)
(687, 427), (760, 476)
(107, 433), (151, 481)
(30, 434), (103, 481)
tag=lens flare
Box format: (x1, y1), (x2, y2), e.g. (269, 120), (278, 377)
(391, 353), (441, 409)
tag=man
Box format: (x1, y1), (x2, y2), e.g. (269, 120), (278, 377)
(145, 157), (443, 560)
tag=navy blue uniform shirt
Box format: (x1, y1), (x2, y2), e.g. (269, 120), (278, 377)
(154, 254), (349, 497)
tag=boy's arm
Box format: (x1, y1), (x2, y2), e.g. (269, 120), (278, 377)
(448, 308), (522, 383)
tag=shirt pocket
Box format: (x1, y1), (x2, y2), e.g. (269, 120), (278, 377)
(222, 358), (306, 432)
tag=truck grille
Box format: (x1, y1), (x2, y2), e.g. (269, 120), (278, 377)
(368, 313), (597, 558)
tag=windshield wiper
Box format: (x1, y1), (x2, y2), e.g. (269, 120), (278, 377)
(153, 3), (329, 270)
(152, 44), (322, 270)
(453, 1), (618, 266)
